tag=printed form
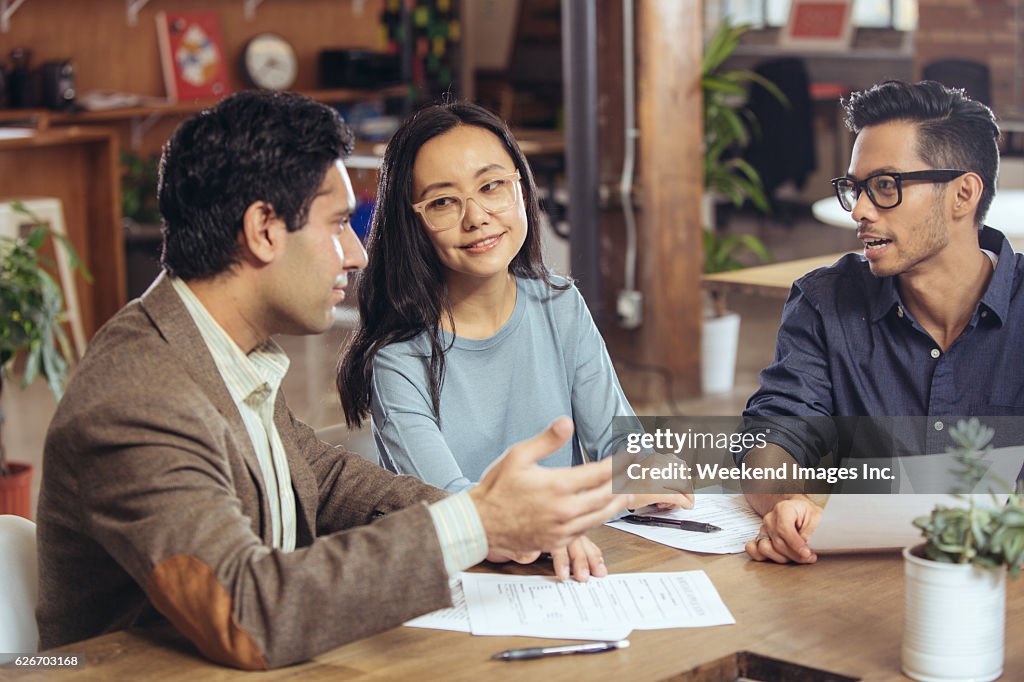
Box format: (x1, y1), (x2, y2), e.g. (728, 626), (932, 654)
(461, 571), (734, 639)
(405, 571), (735, 639)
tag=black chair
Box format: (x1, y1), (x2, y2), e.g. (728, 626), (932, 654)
(922, 59), (992, 106)
(743, 57), (817, 214)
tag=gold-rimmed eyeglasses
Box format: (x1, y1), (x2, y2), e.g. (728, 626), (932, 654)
(411, 171), (522, 232)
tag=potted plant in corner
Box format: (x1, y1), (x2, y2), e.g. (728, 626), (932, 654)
(700, 20), (781, 394)
(700, 229), (771, 394)
(0, 201), (90, 519)
(903, 418), (1024, 682)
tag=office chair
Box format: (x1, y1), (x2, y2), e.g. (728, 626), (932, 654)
(922, 59), (992, 106)
(743, 57), (817, 213)
(0, 514), (39, 663)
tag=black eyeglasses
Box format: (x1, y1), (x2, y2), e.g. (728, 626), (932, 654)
(830, 169), (968, 212)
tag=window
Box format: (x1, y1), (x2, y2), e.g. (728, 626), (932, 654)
(724, 0), (917, 30)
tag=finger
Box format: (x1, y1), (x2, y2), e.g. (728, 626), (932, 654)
(552, 456), (616, 495)
(550, 547), (571, 580)
(485, 548), (513, 563)
(565, 540), (590, 582)
(768, 516), (816, 563)
(559, 484), (620, 521)
(656, 493), (694, 510)
(772, 529), (816, 563)
(514, 550), (542, 565)
(576, 537), (607, 578)
(745, 538), (767, 561)
(756, 535), (791, 564)
(505, 417), (575, 467)
(559, 494), (631, 540)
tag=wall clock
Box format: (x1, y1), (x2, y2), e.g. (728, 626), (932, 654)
(242, 33), (297, 91)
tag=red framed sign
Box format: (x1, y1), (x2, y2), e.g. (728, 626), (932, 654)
(779, 0), (855, 51)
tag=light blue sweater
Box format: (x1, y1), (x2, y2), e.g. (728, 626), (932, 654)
(370, 276), (639, 492)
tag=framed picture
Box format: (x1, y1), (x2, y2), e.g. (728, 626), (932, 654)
(779, 0), (855, 51)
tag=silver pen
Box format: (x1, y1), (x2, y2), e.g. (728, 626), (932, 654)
(492, 639), (630, 661)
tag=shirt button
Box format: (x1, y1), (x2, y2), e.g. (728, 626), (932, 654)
(930, 348), (941, 359)
(981, 311), (988, 319)
(897, 307), (904, 318)
(934, 421), (944, 431)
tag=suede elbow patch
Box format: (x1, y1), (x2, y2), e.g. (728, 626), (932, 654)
(146, 554), (268, 670)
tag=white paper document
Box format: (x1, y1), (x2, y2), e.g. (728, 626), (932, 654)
(606, 494), (762, 553)
(460, 570), (734, 639)
(404, 578), (471, 632)
(811, 493), (1009, 553)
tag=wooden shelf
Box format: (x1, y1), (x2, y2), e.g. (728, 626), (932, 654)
(0, 126), (124, 338)
(0, 85), (410, 130)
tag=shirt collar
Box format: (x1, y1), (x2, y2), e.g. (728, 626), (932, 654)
(976, 225), (1014, 326)
(869, 225), (1014, 325)
(169, 277), (290, 405)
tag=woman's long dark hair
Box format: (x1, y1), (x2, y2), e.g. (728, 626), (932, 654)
(338, 101), (567, 428)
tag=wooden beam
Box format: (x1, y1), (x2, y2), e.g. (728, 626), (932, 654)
(600, 0), (704, 406)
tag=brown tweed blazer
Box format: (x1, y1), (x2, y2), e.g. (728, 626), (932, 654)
(36, 274), (452, 669)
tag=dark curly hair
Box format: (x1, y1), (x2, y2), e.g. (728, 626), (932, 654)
(158, 91), (354, 279)
(842, 80), (1000, 227)
(337, 101), (567, 428)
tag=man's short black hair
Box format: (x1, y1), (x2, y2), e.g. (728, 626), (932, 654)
(158, 91), (354, 280)
(842, 80), (1000, 227)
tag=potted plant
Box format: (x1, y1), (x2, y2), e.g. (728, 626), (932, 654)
(0, 201), (90, 519)
(700, 229), (771, 394)
(699, 20), (782, 394)
(903, 418), (1024, 682)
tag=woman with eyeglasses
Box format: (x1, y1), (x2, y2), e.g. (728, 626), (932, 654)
(338, 102), (691, 515)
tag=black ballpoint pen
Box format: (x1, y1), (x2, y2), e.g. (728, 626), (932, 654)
(492, 640), (630, 661)
(622, 514), (722, 533)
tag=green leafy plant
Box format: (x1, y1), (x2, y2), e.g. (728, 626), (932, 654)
(121, 150), (161, 225)
(913, 418), (1024, 578)
(702, 20), (787, 214)
(0, 201), (91, 475)
(701, 20), (782, 318)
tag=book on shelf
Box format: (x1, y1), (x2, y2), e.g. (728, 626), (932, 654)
(155, 11), (231, 102)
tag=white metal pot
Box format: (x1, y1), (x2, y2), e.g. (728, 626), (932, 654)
(701, 312), (740, 395)
(902, 545), (1006, 682)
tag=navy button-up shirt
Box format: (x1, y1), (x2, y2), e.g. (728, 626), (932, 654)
(742, 226), (1024, 466)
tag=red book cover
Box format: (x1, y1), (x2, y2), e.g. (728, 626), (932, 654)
(155, 11), (230, 102)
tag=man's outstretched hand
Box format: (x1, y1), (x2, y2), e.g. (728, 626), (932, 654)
(470, 417), (630, 556)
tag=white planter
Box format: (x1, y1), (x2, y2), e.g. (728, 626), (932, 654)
(902, 545), (1006, 682)
(701, 312), (740, 395)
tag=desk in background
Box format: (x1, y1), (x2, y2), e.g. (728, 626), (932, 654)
(17, 525), (1021, 680)
(701, 252), (852, 300)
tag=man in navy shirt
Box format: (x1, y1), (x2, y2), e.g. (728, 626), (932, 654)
(739, 80), (1020, 564)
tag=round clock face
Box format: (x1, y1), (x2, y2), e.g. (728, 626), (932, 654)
(243, 33), (297, 91)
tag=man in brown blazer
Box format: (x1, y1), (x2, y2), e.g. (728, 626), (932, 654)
(36, 92), (627, 670)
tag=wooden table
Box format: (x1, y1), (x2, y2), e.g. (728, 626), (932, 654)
(13, 526), (1023, 680)
(701, 252), (852, 300)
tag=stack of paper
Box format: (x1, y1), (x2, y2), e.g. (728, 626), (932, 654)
(405, 570), (734, 639)
(607, 494), (762, 553)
